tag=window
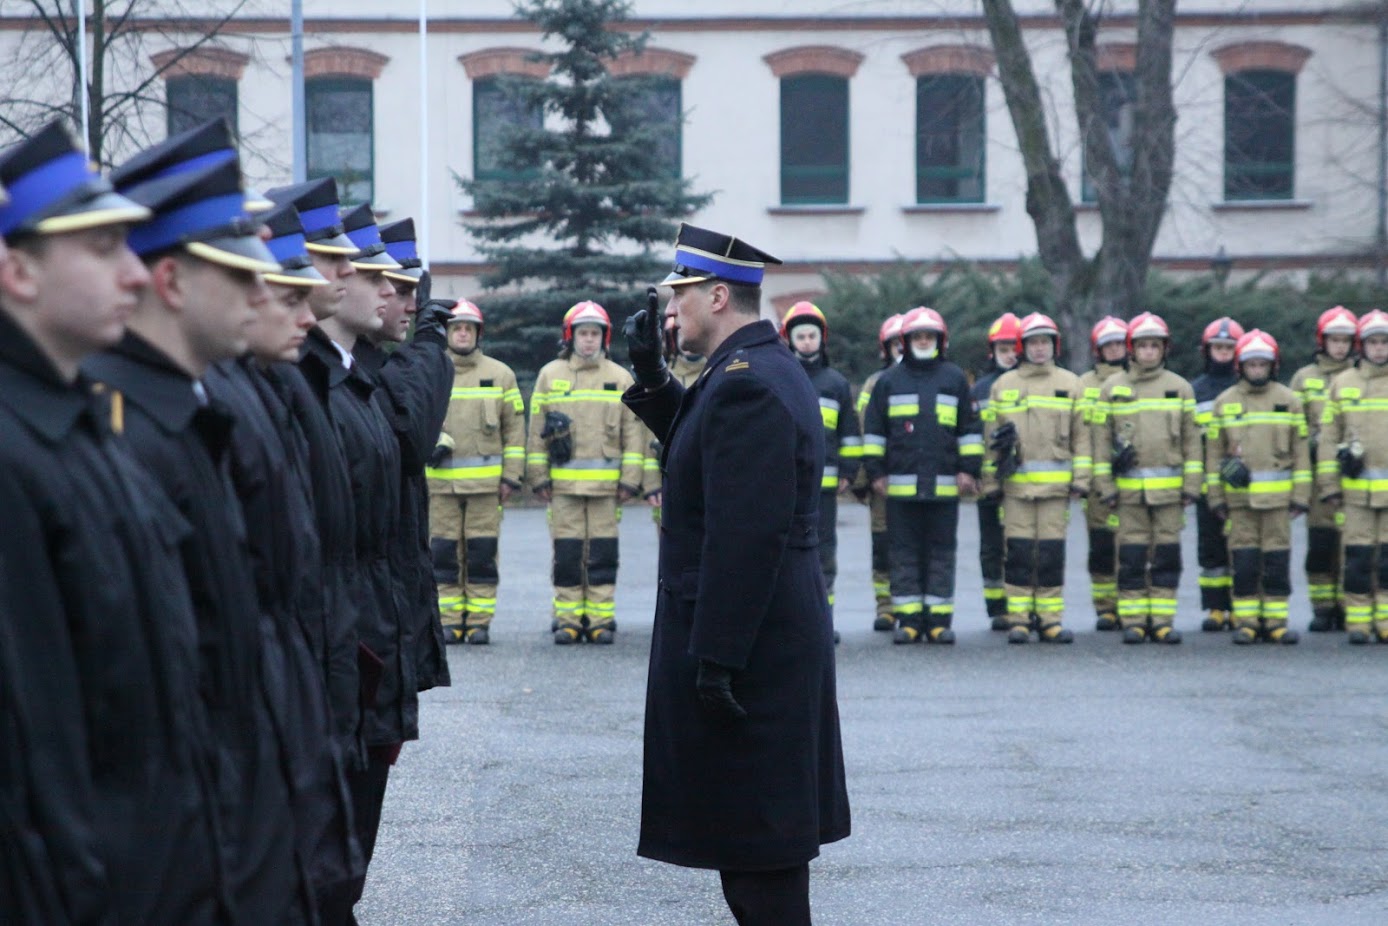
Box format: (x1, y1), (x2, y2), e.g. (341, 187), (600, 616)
(1225, 69), (1295, 200)
(780, 74), (849, 205)
(916, 74), (984, 204)
(167, 75), (237, 138)
(473, 77), (543, 183)
(1081, 71), (1136, 202)
(610, 76), (682, 180)
(306, 77), (373, 205)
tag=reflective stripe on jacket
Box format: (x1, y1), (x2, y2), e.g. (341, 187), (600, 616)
(1318, 361), (1388, 506)
(861, 355), (980, 501)
(1092, 364), (1202, 504)
(526, 354), (643, 496)
(981, 361), (1089, 499)
(1204, 379), (1310, 510)
(427, 349), (525, 494)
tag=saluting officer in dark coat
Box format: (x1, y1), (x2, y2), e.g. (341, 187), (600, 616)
(0, 122), (227, 925)
(621, 224), (850, 926)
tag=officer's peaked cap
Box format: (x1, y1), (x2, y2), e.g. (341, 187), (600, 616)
(259, 202), (329, 288)
(340, 203), (402, 272)
(110, 118), (272, 212)
(379, 218), (424, 283)
(121, 159), (279, 273)
(264, 177), (358, 254)
(0, 120), (149, 240)
(661, 222), (781, 288)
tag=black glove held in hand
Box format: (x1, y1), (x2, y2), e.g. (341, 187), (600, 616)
(623, 287), (669, 389)
(696, 658), (747, 721)
(428, 444), (450, 468)
(413, 300), (454, 345)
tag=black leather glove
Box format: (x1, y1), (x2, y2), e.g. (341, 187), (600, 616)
(987, 421), (1017, 453)
(623, 287), (669, 389)
(1111, 440), (1138, 476)
(414, 300), (454, 345)
(1338, 442), (1366, 478)
(414, 269), (432, 312)
(1219, 455), (1251, 489)
(428, 444), (450, 468)
(540, 411), (574, 465)
(695, 658), (747, 721)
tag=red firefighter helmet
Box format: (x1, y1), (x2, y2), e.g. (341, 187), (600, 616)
(1357, 308), (1388, 344)
(1018, 311), (1062, 355)
(563, 300), (611, 347)
(899, 306), (948, 354)
(1317, 305), (1359, 351)
(1126, 311), (1171, 352)
(447, 299), (484, 331)
(780, 301), (828, 341)
(1201, 317), (1245, 349)
(1235, 329), (1279, 369)
(1089, 316), (1128, 356)
(878, 313), (905, 360)
(988, 312), (1022, 346)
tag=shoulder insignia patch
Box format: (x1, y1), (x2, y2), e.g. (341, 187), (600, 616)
(725, 360), (750, 372)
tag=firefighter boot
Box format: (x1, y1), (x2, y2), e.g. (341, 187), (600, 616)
(1150, 625), (1183, 645)
(1308, 607), (1336, 633)
(1265, 624), (1299, 645)
(464, 626), (490, 645)
(927, 626), (956, 645)
(1095, 611), (1119, 632)
(1232, 626), (1257, 644)
(1039, 623), (1074, 644)
(443, 626), (465, 645)
(1202, 609), (1231, 632)
(893, 615), (923, 645)
(587, 625), (615, 645)
(1006, 620), (1030, 645)
(873, 613), (895, 632)
(553, 625), (581, 645)
(1122, 625), (1147, 644)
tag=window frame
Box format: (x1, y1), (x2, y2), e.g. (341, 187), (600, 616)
(610, 75), (683, 182)
(166, 73), (238, 139)
(779, 73), (850, 206)
(915, 72), (986, 205)
(1223, 68), (1297, 202)
(472, 75), (544, 184)
(1080, 70), (1138, 203)
(305, 75), (375, 206)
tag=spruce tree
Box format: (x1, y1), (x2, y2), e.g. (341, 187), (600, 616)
(457, 0), (712, 381)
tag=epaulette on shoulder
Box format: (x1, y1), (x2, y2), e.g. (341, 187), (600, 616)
(91, 382), (125, 435)
(724, 349), (750, 373)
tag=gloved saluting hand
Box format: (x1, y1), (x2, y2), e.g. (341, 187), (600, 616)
(696, 658), (747, 721)
(623, 286), (669, 389)
(414, 299), (455, 345)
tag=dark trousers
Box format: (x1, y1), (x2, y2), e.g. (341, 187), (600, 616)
(719, 864), (811, 926)
(346, 746), (395, 924)
(817, 493), (838, 611)
(977, 496), (1006, 617)
(886, 498), (960, 629)
(1195, 496), (1232, 611)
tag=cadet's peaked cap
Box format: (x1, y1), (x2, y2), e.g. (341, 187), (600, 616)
(259, 202), (329, 288)
(264, 178), (358, 254)
(340, 203), (402, 271)
(0, 120), (149, 240)
(379, 218), (424, 283)
(121, 159), (279, 273)
(108, 117), (272, 212)
(661, 222), (781, 288)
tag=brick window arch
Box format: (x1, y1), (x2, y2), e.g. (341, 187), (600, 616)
(900, 45), (993, 78)
(763, 46), (864, 79)
(607, 48), (695, 80)
(303, 46), (390, 80)
(152, 48), (249, 139)
(458, 47), (550, 81)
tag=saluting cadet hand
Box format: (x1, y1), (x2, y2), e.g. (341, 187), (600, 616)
(624, 287), (669, 388)
(696, 658), (747, 721)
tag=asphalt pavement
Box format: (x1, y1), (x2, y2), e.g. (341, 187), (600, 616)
(358, 500), (1388, 925)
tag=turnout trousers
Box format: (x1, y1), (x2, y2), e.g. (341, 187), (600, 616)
(1226, 507), (1292, 634)
(1003, 496), (1070, 630)
(886, 498), (959, 632)
(869, 493), (891, 622)
(429, 492), (502, 634)
(1085, 492), (1118, 618)
(1195, 496), (1233, 613)
(549, 493), (619, 633)
(1340, 503), (1388, 638)
(1116, 502), (1184, 631)
(977, 496), (1007, 619)
(1305, 492), (1344, 620)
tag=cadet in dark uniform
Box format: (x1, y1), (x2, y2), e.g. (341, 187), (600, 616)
(1191, 317), (1244, 631)
(86, 154), (310, 922)
(0, 122), (227, 925)
(972, 312), (1021, 630)
(622, 224), (850, 926)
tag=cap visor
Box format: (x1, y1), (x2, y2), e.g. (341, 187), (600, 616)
(34, 190), (151, 235)
(185, 234), (282, 274)
(266, 265), (330, 288)
(305, 231), (359, 254)
(350, 250), (403, 271)
(244, 188), (275, 213)
(384, 265), (424, 283)
(661, 270), (710, 287)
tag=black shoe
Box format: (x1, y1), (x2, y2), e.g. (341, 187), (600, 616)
(553, 627), (580, 645)
(1122, 626), (1146, 644)
(1232, 627), (1257, 645)
(990, 615), (1011, 632)
(464, 627), (490, 645)
(1151, 625), (1182, 644)
(1095, 612), (1119, 632)
(834, 630), (841, 645)
(443, 626), (464, 645)
(587, 626), (615, 645)
(1267, 627), (1299, 645)
(893, 625), (921, 645)
(928, 627), (956, 645)
(1201, 610), (1230, 632)
(1308, 608), (1336, 633)
(873, 615), (895, 632)
(1349, 629), (1372, 645)
(1007, 626), (1030, 644)
(1040, 626), (1073, 644)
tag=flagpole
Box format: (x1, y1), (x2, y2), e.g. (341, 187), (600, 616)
(418, 0), (430, 269)
(75, 0), (90, 151)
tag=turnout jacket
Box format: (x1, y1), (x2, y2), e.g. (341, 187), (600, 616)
(85, 334), (307, 925)
(798, 354), (861, 491)
(1317, 361), (1388, 506)
(981, 360), (1090, 499)
(1290, 354), (1352, 467)
(861, 353), (982, 500)
(622, 319), (850, 871)
(1077, 360), (1126, 428)
(1205, 378), (1311, 511)
(0, 314), (224, 926)
(526, 353), (644, 496)
(426, 347), (525, 495)
(1092, 363), (1203, 504)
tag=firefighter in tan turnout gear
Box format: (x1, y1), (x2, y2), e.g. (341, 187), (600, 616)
(527, 301), (644, 644)
(1205, 330), (1310, 645)
(1318, 309), (1388, 645)
(1093, 312), (1203, 644)
(640, 312), (707, 523)
(1076, 316), (1129, 631)
(426, 300), (525, 644)
(1291, 305), (1358, 632)
(857, 313), (904, 631)
(981, 312), (1090, 644)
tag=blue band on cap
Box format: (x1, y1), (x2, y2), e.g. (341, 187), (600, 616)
(346, 223), (384, 250)
(674, 247), (764, 285)
(385, 238), (418, 263)
(267, 231), (310, 264)
(156, 148), (237, 178)
(298, 202), (340, 233)
(126, 192), (247, 256)
(0, 151), (95, 236)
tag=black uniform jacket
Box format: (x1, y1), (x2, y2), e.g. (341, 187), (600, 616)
(302, 328), (417, 746)
(354, 332), (453, 693)
(798, 353), (861, 489)
(863, 353), (980, 497)
(0, 313), (224, 925)
(205, 357), (365, 905)
(85, 333), (306, 924)
(271, 352), (365, 758)
(622, 319), (851, 871)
